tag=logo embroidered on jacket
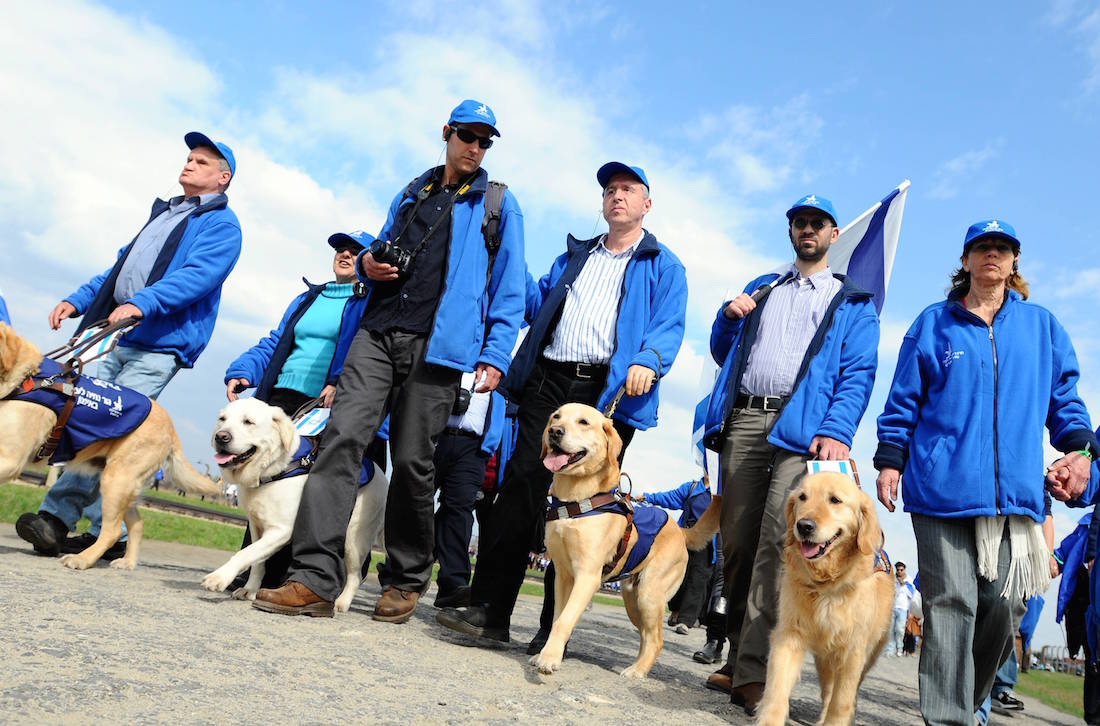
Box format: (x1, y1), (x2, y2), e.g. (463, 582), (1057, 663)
(942, 341), (965, 368)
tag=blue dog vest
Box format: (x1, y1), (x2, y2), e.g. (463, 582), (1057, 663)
(261, 435), (375, 486)
(546, 496), (669, 581)
(9, 358), (152, 464)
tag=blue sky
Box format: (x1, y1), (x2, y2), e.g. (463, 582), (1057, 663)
(2, 0), (1099, 651)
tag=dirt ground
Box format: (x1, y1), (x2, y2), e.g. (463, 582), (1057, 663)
(0, 524), (1078, 725)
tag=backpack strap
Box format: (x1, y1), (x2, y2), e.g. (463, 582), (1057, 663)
(481, 181), (507, 291)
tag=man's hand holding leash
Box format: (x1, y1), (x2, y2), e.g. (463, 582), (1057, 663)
(625, 364), (656, 396)
(877, 467), (901, 512)
(722, 292), (756, 320)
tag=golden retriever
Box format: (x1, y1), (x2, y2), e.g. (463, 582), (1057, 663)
(755, 471), (893, 726)
(531, 402), (720, 678)
(0, 323), (220, 570)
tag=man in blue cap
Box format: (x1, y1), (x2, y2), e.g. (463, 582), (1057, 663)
(253, 100), (526, 623)
(437, 161), (688, 648)
(16, 132), (242, 559)
(699, 194), (880, 714)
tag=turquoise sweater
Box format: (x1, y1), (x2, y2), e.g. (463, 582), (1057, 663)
(275, 282), (354, 396)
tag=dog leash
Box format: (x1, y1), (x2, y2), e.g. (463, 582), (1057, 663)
(601, 350), (661, 419)
(43, 317), (141, 376)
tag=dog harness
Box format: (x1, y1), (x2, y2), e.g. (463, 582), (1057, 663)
(6, 358), (151, 464)
(257, 435), (376, 487)
(546, 492), (669, 581)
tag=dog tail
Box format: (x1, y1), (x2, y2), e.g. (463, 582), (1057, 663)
(682, 495), (721, 551)
(163, 436), (221, 497)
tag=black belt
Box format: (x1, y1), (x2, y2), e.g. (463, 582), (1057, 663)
(734, 393), (789, 413)
(442, 427), (481, 439)
(541, 357), (608, 381)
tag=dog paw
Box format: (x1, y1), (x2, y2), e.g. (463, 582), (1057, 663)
(109, 558), (136, 571)
(59, 554), (95, 570)
(620, 664), (648, 679)
(231, 587), (256, 601)
(529, 653), (561, 674)
(334, 595), (352, 613)
(202, 572), (231, 592)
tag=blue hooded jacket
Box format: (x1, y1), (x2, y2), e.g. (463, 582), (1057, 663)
(644, 479), (712, 527)
(703, 272), (879, 458)
(225, 279), (368, 401)
(1055, 512), (1092, 625)
(66, 195), (242, 368)
(500, 231), (688, 431)
(875, 291), (1097, 521)
(356, 167), (525, 376)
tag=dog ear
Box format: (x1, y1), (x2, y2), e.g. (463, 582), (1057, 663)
(540, 417), (552, 461)
(603, 417), (623, 471)
(273, 409), (298, 455)
(784, 489), (800, 547)
(0, 322), (15, 373)
(856, 491), (881, 556)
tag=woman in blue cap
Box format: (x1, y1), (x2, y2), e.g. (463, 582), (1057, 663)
(873, 220), (1097, 725)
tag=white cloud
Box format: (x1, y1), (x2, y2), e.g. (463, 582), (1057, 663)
(927, 142), (1002, 200)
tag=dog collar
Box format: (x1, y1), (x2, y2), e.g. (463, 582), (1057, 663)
(259, 436), (319, 485)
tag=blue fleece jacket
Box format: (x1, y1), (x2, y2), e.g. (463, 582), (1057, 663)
(703, 272), (879, 457)
(874, 291), (1098, 522)
(66, 195), (241, 368)
(356, 167), (525, 376)
(1055, 512), (1092, 624)
(225, 278), (368, 402)
(644, 479), (712, 527)
(500, 231), (688, 431)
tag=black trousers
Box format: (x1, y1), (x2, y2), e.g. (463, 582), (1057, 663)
(669, 540), (714, 627)
(433, 432), (487, 593)
(285, 329), (460, 599)
(470, 360), (634, 625)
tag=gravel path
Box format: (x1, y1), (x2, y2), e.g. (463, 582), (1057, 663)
(0, 524), (1078, 725)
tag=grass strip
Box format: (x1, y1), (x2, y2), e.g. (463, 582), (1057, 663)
(1014, 669), (1084, 719)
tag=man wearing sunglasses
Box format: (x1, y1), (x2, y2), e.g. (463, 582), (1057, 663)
(699, 194), (879, 714)
(438, 162), (688, 649)
(253, 99), (526, 624)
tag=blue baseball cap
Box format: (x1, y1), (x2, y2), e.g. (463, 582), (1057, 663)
(597, 161), (650, 190)
(184, 131), (236, 177)
(448, 99), (500, 137)
(327, 230), (375, 253)
(786, 194), (837, 226)
(963, 219), (1020, 252)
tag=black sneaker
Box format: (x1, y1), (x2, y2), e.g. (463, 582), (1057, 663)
(15, 511), (69, 556)
(433, 585), (471, 609)
(59, 532), (128, 562)
(991, 690), (1025, 712)
(436, 605), (510, 643)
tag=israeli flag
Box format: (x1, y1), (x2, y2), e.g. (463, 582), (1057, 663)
(294, 407), (331, 436)
(72, 325), (127, 365)
(690, 181), (910, 480)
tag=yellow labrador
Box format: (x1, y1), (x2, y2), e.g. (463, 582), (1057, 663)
(755, 472), (893, 726)
(532, 403), (720, 678)
(0, 323), (219, 570)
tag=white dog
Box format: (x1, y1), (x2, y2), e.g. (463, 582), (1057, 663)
(201, 398), (388, 613)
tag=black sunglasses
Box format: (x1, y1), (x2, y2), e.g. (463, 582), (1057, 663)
(791, 216), (833, 231)
(450, 125), (494, 149)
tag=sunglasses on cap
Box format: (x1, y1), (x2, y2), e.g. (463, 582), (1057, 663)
(449, 125), (494, 149)
(791, 216), (833, 231)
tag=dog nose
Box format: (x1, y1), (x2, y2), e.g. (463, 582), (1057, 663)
(215, 430), (232, 445)
(796, 518), (816, 539)
(548, 426), (563, 441)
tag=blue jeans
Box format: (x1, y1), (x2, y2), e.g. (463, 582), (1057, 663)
(975, 650), (1018, 724)
(38, 346), (179, 538)
(887, 607), (907, 655)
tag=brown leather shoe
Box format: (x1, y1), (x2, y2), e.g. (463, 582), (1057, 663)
(731, 681), (765, 716)
(372, 587), (420, 624)
(705, 662), (733, 694)
(251, 581), (334, 618)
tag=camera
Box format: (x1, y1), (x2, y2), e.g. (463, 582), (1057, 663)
(368, 238), (413, 277)
(452, 386), (472, 416)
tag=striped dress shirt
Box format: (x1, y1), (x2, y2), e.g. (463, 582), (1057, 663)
(542, 232), (642, 364)
(739, 264), (842, 397)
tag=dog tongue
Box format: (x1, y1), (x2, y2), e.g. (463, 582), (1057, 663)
(801, 541), (824, 559)
(213, 452), (235, 465)
(543, 452), (571, 472)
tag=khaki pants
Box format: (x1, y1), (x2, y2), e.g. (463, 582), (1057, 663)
(718, 407), (809, 688)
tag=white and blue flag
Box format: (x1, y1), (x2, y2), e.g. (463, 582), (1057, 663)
(691, 180), (910, 485)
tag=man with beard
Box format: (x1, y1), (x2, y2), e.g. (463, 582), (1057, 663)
(699, 194), (880, 715)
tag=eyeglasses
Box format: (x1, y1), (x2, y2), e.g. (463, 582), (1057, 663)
(791, 217), (833, 231)
(450, 125), (494, 149)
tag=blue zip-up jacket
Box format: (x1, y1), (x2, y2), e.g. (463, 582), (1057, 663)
(1055, 512), (1092, 624)
(703, 272), (879, 457)
(644, 479), (712, 527)
(875, 291), (1098, 521)
(0, 291), (10, 325)
(224, 278), (368, 401)
(65, 195), (242, 368)
(500, 231), (687, 430)
(356, 167), (525, 376)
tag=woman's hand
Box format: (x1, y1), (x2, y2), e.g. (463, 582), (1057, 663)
(226, 378), (248, 401)
(876, 467), (901, 512)
(319, 385), (337, 408)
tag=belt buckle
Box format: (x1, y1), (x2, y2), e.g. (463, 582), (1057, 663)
(574, 363), (592, 380)
(762, 395), (781, 413)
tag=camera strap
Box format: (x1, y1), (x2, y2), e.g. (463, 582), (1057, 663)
(391, 174), (473, 263)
